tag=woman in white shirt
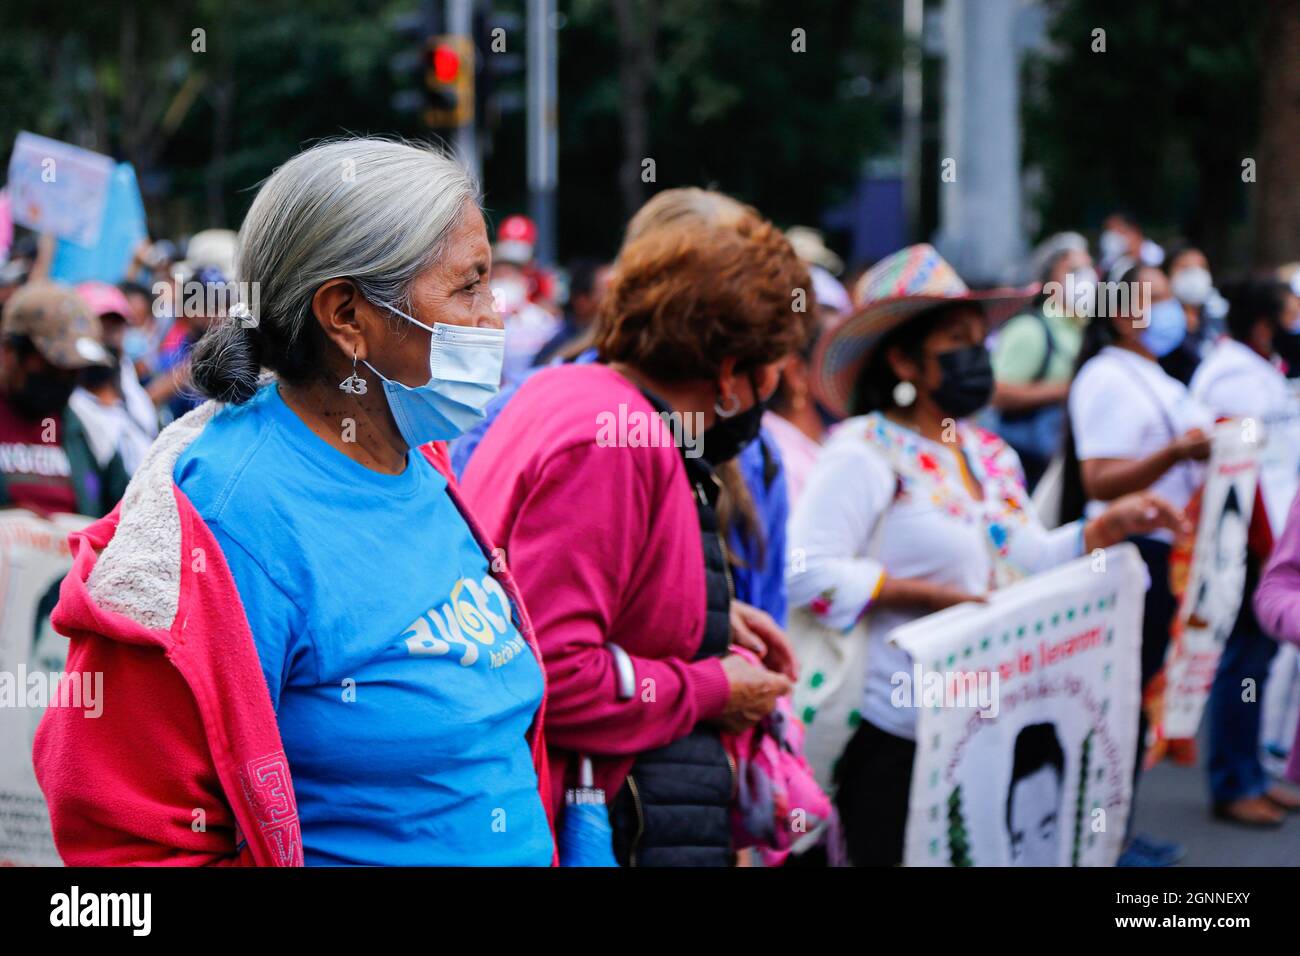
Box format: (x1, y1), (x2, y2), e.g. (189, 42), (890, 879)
(1062, 262), (1212, 864)
(1190, 276), (1300, 825)
(792, 245), (1182, 866)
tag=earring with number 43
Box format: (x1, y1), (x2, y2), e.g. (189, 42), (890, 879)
(339, 350), (368, 395)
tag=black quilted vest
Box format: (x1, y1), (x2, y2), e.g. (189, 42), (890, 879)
(610, 391), (735, 867)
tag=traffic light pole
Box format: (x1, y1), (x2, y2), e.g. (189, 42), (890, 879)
(446, 0), (481, 184)
(527, 0), (557, 266)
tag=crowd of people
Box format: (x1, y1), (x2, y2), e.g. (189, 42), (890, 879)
(4, 136), (1300, 866)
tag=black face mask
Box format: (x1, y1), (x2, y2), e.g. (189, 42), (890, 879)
(702, 377), (766, 466)
(930, 344), (995, 419)
(11, 370), (76, 421)
(79, 350), (121, 394)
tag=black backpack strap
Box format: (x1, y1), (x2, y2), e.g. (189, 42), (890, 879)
(759, 432), (779, 490)
(1031, 309), (1056, 383)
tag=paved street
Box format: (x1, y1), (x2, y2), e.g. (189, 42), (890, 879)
(1132, 733), (1300, 866)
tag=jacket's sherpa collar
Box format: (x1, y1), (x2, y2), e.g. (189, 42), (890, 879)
(87, 401), (221, 631)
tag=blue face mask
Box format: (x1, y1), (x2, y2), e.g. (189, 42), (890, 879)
(1140, 298), (1187, 358)
(361, 303), (505, 446)
(122, 327), (152, 362)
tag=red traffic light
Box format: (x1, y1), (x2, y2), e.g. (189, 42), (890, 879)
(431, 44), (460, 83)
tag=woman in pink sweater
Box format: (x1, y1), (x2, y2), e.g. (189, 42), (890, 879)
(461, 197), (809, 865)
(1253, 488), (1300, 792)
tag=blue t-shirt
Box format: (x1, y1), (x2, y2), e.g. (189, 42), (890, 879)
(174, 384), (552, 866)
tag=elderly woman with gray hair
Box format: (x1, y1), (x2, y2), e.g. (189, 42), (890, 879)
(986, 232), (1097, 488)
(34, 139), (556, 866)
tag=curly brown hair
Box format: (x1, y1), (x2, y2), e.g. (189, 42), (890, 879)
(595, 210), (813, 382)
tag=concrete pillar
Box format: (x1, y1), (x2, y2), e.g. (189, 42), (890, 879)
(934, 0), (1025, 285)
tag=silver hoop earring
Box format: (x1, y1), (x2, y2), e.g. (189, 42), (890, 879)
(339, 349), (368, 396)
(714, 392), (741, 418)
(892, 380), (917, 408)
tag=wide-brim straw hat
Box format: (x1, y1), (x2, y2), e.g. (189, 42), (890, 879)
(811, 243), (1038, 418)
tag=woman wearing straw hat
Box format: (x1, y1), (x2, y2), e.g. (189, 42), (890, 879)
(788, 244), (1188, 866)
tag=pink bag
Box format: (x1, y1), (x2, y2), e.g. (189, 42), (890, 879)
(723, 650), (842, 866)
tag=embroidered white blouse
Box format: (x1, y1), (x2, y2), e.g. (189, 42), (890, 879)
(787, 412), (1085, 740)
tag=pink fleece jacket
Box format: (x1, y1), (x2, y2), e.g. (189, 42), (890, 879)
(461, 363), (731, 809)
(33, 405), (554, 864)
(1253, 488), (1300, 786)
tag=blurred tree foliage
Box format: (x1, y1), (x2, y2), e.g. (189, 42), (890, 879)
(533, 0), (902, 255)
(0, 0), (899, 261)
(0, 0), (414, 235)
(1024, 0), (1262, 267)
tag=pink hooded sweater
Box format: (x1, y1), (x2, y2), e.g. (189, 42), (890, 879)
(461, 363), (731, 809)
(1253, 488), (1300, 786)
(33, 404), (554, 864)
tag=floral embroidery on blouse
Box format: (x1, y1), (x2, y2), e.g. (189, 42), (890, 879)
(862, 413), (1032, 588)
(809, 589), (835, 618)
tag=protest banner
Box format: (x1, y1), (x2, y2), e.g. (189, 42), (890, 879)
(892, 543), (1144, 867)
(6, 132), (114, 248)
(1159, 422), (1261, 741)
(48, 161), (148, 285)
(0, 510), (91, 865)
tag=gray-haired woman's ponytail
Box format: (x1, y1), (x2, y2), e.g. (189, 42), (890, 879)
(189, 307), (263, 404)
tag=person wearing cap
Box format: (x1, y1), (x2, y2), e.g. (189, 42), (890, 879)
(788, 244), (1186, 866)
(986, 233), (1095, 489)
(491, 215), (561, 386)
(495, 213), (557, 308)
(0, 282), (128, 517)
(69, 281), (159, 476)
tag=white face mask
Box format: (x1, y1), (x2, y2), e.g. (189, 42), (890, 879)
(1171, 266), (1212, 307)
(361, 302), (505, 446)
(1099, 229), (1128, 262)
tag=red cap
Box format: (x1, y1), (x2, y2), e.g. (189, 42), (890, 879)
(497, 215), (537, 245)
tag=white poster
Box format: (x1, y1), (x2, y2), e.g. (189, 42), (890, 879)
(1161, 422), (1260, 740)
(892, 544), (1144, 867)
(0, 510), (91, 865)
(6, 132), (114, 248)
(1258, 383), (1300, 539)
